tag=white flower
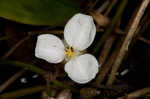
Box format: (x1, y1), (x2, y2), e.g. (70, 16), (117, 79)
(35, 13), (99, 84)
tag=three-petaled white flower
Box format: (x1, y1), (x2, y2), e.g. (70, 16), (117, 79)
(35, 13), (99, 84)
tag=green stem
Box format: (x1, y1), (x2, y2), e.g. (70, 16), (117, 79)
(92, 0), (128, 54)
(0, 60), (47, 75)
(46, 80), (51, 96)
(28, 30), (63, 36)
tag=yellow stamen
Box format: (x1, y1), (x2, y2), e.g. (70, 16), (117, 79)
(65, 47), (76, 58)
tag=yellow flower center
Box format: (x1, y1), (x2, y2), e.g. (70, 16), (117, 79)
(65, 47), (76, 59)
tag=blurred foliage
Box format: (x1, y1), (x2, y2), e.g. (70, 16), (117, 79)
(0, 0), (80, 25)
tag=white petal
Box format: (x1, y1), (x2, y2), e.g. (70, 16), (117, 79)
(64, 13), (96, 51)
(64, 54), (99, 84)
(35, 34), (65, 63)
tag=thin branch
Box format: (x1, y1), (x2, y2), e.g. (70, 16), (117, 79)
(97, 84), (130, 92)
(93, 35), (116, 86)
(89, 0), (100, 9)
(0, 59), (40, 93)
(0, 61), (78, 93)
(98, 35), (116, 66)
(115, 29), (150, 46)
(0, 86), (45, 99)
(0, 70), (25, 93)
(118, 87), (150, 99)
(107, 0), (150, 85)
(0, 79), (79, 99)
(97, 0), (110, 13)
(92, 0), (128, 54)
(137, 7), (150, 35)
(1, 36), (30, 59)
(104, 0), (118, 16)
(139, 37), (150, 45)
(94, 41), (120, 85)
(0, 36), (29, 92)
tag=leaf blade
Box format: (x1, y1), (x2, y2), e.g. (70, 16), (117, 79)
(0, 0), (80, 25)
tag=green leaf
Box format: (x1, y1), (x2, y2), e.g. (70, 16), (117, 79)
(0, 0), (80, 25)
